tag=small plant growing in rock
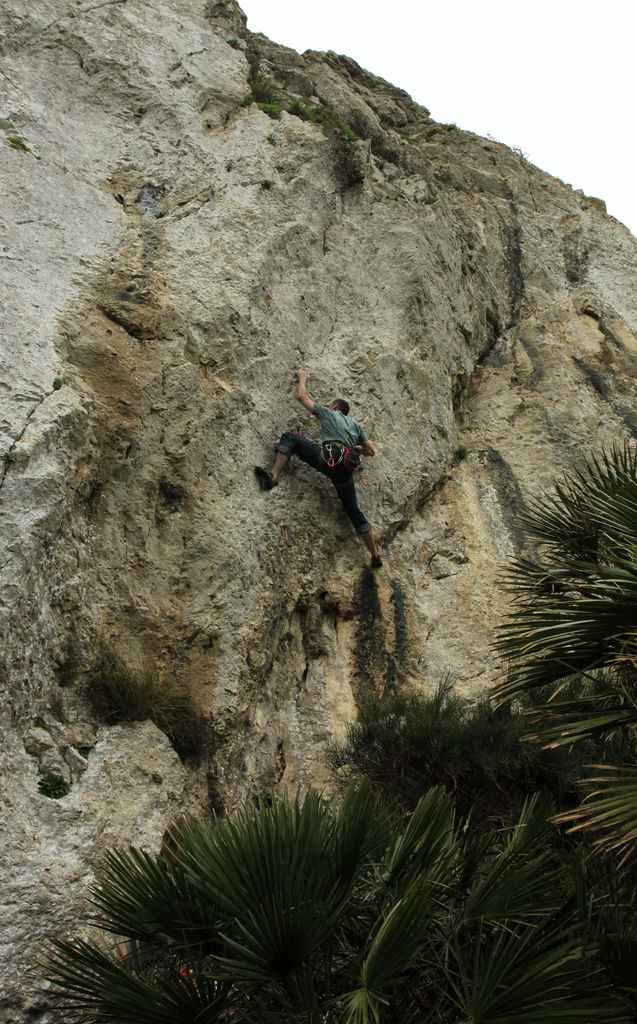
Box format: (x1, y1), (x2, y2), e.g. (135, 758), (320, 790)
(286, 98), (311, 120)
(394, 187), (405, 199)
(258, 102), (282, 120)
(266, 133), (277, 146)
(247, 75), (279, 105)
(38, 773), (70, 799)
(52, 377), (63, 390)
(242, 75), (284, 119)
(227, 38), (241, 49)
(286, 99), (327, 126)
(7, 136), (31, 152)
(339, 124), (357, 144)
(457, 444), (469, 460)
(332, 133), (365, 189)
(2, 450), (16, 466)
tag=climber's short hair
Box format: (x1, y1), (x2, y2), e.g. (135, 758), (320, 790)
(333, 398), (350, 415)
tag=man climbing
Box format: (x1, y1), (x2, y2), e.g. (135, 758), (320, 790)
(255, 370), (382, 568)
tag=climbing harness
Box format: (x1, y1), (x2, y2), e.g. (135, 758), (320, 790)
(227, 427), (302, 816)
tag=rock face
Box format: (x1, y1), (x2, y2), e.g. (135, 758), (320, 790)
(0, 0), (636, 1017)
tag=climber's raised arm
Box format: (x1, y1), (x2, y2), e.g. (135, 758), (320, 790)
(296, 369), (314, 413)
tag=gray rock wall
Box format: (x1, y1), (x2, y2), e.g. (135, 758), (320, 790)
(1, 1), (636, 1017)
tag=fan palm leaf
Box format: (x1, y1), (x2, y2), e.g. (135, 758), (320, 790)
(86, 847), (220, 953)
(494, 443), (637, 705)
(556, 765), (637, 865)
(343, 879), (435, 1024)
(442, 913), (630, 1024)
(43, 935), (228, 1024)
(462, 797), (564, 924)
(493, 441), (637, 861)
(382, 785), (456, 887)
(177, 789), (372, 989)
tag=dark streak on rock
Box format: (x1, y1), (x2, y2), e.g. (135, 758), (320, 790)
(275, 740), (286, 783)
(571, 357), (612, 401)
(97, 304), (148, 341)
(390, 581), (408, 662)
(504, 225), (524, 329)
(599, 318), (626, 351)
(483, 447), (528, 554)
(352, 567), (386, 702)
(386, 580), (408, 697)
(572, 357), (637, 437)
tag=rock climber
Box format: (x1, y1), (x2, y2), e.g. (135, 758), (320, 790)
(255, 370), (382, 568)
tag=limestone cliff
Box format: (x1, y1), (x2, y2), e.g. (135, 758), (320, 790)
(1, 0), (636, 1017)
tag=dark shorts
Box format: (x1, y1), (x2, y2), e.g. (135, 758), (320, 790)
(276, 431), (372, 535)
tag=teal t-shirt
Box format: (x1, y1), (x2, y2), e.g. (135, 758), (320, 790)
(312, 403), (368, 448)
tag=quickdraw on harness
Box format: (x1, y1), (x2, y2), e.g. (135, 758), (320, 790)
(320, 443), (370, 488)
(324, 442), (344, 468)
(323, 442), (363, 475)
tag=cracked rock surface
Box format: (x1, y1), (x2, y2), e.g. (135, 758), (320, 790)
(1, 1), (636, 1017)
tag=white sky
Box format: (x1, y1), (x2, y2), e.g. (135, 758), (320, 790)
(240, 0), (637, 238)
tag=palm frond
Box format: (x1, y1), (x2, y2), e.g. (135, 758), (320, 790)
(86, 847), (221, 953)
(383, 785), (456, 887)
(179, 792), (353, 984)
(494, 443), (637, 701)
(444, 913), (630, 1024)
(556, 765), (637, 865)
(463, 797), (563, 924)
(343, 878), (434, 1024)
(327, 779), (390, 887)
(44, 936), (228, 1024)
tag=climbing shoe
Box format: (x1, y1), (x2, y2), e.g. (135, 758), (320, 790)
(255, 466), (278, 491)
(371, 555), (383, 569)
